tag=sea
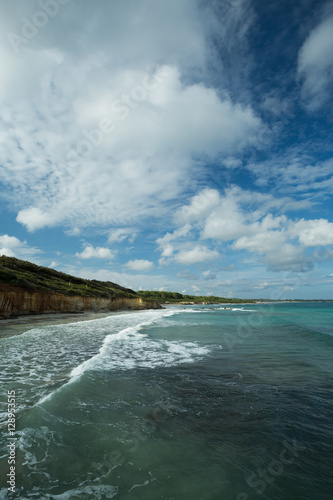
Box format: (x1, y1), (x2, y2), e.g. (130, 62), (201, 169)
(0, 302), (332, 499)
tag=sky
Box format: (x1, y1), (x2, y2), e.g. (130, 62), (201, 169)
(1, 0), (333, 299)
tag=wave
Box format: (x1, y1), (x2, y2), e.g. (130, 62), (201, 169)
(37, 308), (210, 405)
(201, 306), (258, 312)
(69, 322), (210, 378)
(231, 307), (257, 312)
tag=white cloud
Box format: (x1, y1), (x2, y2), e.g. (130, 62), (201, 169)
(157, 224), (192, 246)
(108, 228), (136, 244)
(0, 235), (22, 253)
(0, 248), (16, 258)
(174, 246), (219, 265)
(233, 231), (286, 254)
(201, 196), (248, 241)
(125, 259), (154, 271)
(160, 186), (333, 273)
(156, 224), (192, 263)
(298, 13), (333, 110)
(76, 246), (114, 259)
(289, 219), (333, 247)
(0, 6), (263, 234)
(175, 189), (221, 224)
(0, 234), (40, 259)
(16, 207), (59, 232)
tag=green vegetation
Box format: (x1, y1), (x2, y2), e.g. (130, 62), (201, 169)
(137, 290), (255, 304)
(0, 256), (136, 299)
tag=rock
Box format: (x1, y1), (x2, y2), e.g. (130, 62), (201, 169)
(0, 285), (162, 319)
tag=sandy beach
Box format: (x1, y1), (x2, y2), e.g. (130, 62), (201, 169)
(0, 311), (115, 338)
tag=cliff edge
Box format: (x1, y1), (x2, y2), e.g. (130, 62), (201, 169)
(0, 256), (161, 319)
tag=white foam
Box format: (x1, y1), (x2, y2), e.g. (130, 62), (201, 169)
(45, 485), (118, 499)
(232, 307), (257, 312)
(69, 322), (210, 377)
(36, 308), (204, 405)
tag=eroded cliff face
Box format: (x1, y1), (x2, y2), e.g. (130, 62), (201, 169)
(0, 285), (162, 318)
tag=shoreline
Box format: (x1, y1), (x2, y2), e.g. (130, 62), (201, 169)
(0, 310), (147, 338)
(0, 311), (113, 326)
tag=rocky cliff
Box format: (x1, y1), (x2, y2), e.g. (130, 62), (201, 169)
(0, 256), (162, 319)
(0, 284), (161, 318)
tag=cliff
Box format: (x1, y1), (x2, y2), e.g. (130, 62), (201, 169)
(0, 257), (161, 318)
(0, 285), (161, 318)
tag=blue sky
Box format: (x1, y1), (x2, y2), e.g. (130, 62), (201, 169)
(1, 0), (333, 299)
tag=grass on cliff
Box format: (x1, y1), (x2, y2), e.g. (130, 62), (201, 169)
(137, 290), (255, 304)
(0, 256), (137, 299)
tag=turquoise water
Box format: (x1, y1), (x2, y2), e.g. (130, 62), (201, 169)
(0, 303), (333, 499)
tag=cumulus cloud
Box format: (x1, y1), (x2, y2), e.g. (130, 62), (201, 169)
(175, 189), (221, 225)
(298, 12), (333, 110)
(1, 0), (332, 297)
(233, 230), (286, 254)
(201, 197), (248, 241)
(0, 235), (21, 257)
(0, 61), (263, 233)
(174, 246), (219, 265)
(0, 0), (264, 236)
(16, 207), (60, 233)
(156, 224), (192, 263)
(125, 259), (154, 271)
(0, 234), (40, 259)
(160, 186), (333, 273)
(76, 246), (114, 259)
(289, 219), (333, 247)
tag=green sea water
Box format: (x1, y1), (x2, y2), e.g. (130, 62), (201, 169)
(0, 303), (332, 499)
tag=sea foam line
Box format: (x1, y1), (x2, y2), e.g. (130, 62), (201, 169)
(36, 308), (180, 405)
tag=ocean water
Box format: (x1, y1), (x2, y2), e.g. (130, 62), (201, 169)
(0, 303), (332, 499)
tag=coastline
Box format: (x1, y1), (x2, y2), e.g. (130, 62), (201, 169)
(0, 310), (147, 339)
(0, 310), (112, 326)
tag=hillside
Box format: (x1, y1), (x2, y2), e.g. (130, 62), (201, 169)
(0, 256), (161, 318)
(137, 290), (255, 304)
(0, 256), (136, 298)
